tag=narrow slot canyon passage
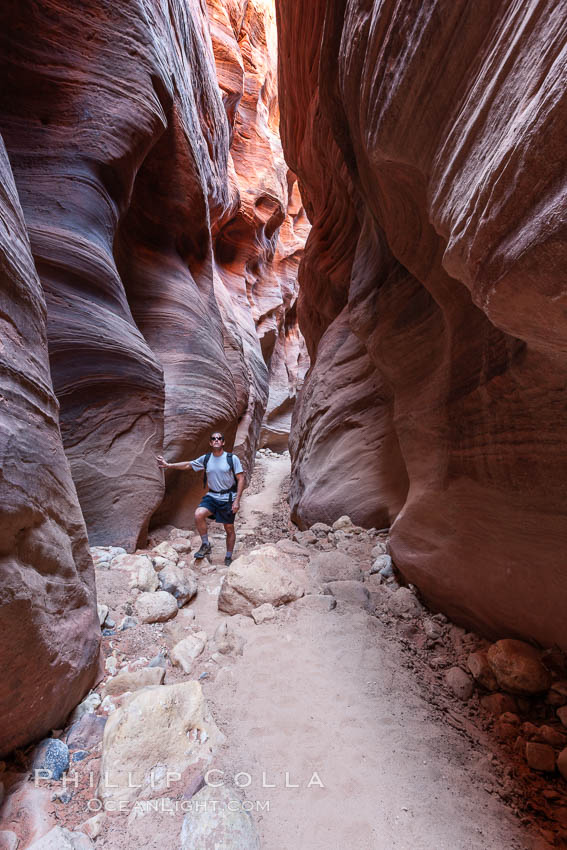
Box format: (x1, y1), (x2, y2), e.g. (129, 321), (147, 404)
(0, 1), (566, 849)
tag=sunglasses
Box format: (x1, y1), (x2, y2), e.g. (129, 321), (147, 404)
(211, 436), (224, 441)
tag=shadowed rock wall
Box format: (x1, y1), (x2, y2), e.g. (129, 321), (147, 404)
(0, 139), (100, 756)
(276, 0), (567, 648)
(0, 0), (307, 544)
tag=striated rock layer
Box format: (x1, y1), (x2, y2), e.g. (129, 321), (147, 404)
(277, 0), (567, 648)
(0, 0), (307, 544)
(0, 139), (100, 756)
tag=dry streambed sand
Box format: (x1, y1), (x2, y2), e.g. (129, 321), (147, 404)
(1, 454), (559, 849)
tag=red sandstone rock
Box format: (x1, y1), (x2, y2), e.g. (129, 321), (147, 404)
(525, 742), (556, 773)
(0, 0), (307, 546)
(487, 639), (551, 695)
(275, 0), (567, 649)
(0, 140), (99, 755)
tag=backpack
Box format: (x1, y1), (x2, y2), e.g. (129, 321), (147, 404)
(203, 451), (238, 493)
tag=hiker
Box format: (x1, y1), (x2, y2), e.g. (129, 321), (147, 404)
(156, 432), (244, 565)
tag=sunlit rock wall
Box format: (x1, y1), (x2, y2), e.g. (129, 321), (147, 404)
(276, 0), (567, 648)
(0, 139), (100, 756)
(0, 0), (306, 543)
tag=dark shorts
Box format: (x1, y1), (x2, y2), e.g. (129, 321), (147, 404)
(198, 494), (236, 525)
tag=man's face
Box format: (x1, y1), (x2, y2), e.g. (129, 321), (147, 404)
(210, 434), (224, 448)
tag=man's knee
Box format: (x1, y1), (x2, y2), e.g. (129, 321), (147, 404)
(195, 507), (210, 521)
(223, 523), (235, 533)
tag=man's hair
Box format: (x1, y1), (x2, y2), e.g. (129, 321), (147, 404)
(210, 432), (225, 440)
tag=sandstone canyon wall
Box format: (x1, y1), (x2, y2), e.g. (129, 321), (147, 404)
(0, 139), (100, 756)
(0, 0), (306, 546)
(0, 0), (305, 753)
(276, 0), (567, 649)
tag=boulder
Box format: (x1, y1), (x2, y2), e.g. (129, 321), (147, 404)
(534, 725), (567, 748)
(293, 530), (317, 546)
(369, 555), (394, 577)
(170, 537), (192, 555)
(79, 813), (105, 840)
(487, 639), (551, 694)
(136, 591), (178, 624)
(423, 619), (444, 642)
(467, 650), (499, 691)
(31, 738), (69, 781)
(525, 742), (556, 772)
(0, 781), (54, 845)
(97, 604), (109, 627)
(218, 546), (304, 616)
(180, 786), (260, 850)
(129, 557), (159, 593)
(387, 587), (423, 618)
(110, 554), (153, 572)
(65, 713), (107, 751)
(152, 541), (179, 564)
(547, 681), (567, 707)
(104, 667), (165, 697)
(309, 522), (332, 537)
(480, 693), (518, 715)
(68, 692), (101, 724)
(444, 667), (474, 701)
(90, 547), (127, 568)
(371, 542), (388, 558)
(326, 581), (371, 610)
(332, 516), (353, 530)
(158, 565), (198, 607)
(171, 634), (207, 673)
(98, 681), (223, 804)
(308, 551), (362, 583)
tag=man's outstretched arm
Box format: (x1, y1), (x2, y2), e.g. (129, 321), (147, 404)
(156, 454), (193, 471)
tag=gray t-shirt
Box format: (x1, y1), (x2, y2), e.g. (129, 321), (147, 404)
(190, 452), (243, 502)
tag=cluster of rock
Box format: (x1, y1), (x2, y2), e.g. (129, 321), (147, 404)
(92, 535), (201, 655)
(0, 526), (268, 848)
(255, 447), (290, 459)
(466, 642), (567, 780)
(287, 516), (567, 800)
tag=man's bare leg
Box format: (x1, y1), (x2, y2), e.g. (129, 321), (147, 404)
(195, 507), (212, 538)
(224, 523), (235, 558)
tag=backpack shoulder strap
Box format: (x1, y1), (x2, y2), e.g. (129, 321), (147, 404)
(226, 452), (237, 487)
(203, 452), (212, 488)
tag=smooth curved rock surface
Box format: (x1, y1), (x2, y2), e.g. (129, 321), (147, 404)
(0, 0), (308, 544)
(276, 0), (567, 648)
(0, 138), (99, 756)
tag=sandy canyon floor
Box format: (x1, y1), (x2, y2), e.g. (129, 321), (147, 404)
(1, 454), (565, 850)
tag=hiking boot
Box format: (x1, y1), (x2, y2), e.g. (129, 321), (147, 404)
(224, 554), (233, 567)
(194, 542), (212, 560)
